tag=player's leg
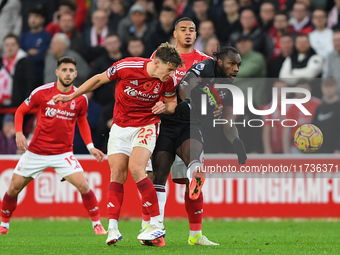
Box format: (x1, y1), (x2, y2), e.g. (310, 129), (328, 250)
(63, 170), (106, 235)
(0, 174), (32, 235)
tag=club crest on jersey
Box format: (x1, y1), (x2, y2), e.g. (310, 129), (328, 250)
(107, 66), (116, 78)
(153, 83), (160, 93)
(70, 100), (76, 110)
(196, 63), (205, 70)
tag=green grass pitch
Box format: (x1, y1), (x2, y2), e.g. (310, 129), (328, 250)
(1, 219), (340, 255)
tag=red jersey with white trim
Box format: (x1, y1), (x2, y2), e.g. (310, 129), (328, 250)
(106, 57), (176, 127)
(23, 82), (88, 155)
(151, 49), (212, 83)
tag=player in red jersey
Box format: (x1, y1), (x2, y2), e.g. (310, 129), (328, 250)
(142, 17), (219, 246)
(52, 42), (182, 246)
(0, 57), (106, 236)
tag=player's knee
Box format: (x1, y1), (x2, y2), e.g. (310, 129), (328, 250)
(110, 168), (128, 183)
(77, 182), (90, 194)
(153, 172), (167, 186)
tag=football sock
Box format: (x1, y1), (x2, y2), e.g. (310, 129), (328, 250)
(137, 177), (160, 217)
(107, 182), (124, 222)
(0, 222), (9, 229)
(81, 190), (100, 222)
(150, 215), (163, 228)
(108, 219), (118, 230)
(1, 193), (17, 225)
(154, 184), (166, 221)
(92, 220), (101, 228)
(190, 230), (202, 238)
(185, 191), (203, 234)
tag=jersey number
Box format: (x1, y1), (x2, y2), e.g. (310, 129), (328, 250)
(65, 155), (81, 169)
(137, 128), (153, 141)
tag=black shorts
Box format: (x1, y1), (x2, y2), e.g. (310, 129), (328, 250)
(154, 121), (204, 155)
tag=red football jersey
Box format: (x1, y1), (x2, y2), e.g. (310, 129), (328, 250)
(24, 83), (88, 155)
(151, 49), (212, 83)
(106, 57), (176, 127)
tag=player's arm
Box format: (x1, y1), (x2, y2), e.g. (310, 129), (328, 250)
(152, 95), (177, 114)
(222, 107), (247, 165)
(77, 113), (105, 162)
(53, 72), (110, 103)
(15, 102), (33, 151)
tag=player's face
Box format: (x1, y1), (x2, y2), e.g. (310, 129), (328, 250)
(173, 21), (196, 47)
(219, 52), (242, 80)
(56, 63), (77, 87)
(155, 60), (178, 82)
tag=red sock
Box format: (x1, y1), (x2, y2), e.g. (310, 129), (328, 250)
(81, 190), (100, 222)
(142, 204), (150, 221)
(1, 193), (18, 223)
(136, 177), (159, 217)
(107, 182), (124, 220)
(185, 192), (203, 231)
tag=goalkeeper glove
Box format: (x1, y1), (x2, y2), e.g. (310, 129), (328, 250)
(233, 138), (247, 165)
(175, 98), (192, 118)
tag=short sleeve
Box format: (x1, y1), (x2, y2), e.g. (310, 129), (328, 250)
(78, 95), (89, 116)
(25, 88), (42, 109)
(106, 59), (126, 81)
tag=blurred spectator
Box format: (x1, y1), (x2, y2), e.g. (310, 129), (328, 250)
(21, 0), (58, 33)
(312, 78), (340, 153)
(267, 34), (294, 78)
(259, 2), (276, 33)
(191, 0), (210, 25)
(289, 2), (313, 34)
(194, 20), (216, 52)
(324, 30), (340, 84)
(267, 11), (295, 60)
(73, 91), (102, 154)
(44, 33), (89, 86)
(109, 0), (126, 33)
(203, 37), (220, 57)
(145, 6), (177, 56)
(234, 35), (267, 106)
(117, 4), (155, 51)
(89, 33), (123, 107)
(214, 0), (242, 45)
(127, 37), (146, 57)
(20, 6), (52, 87)
(229, 9), (266, 54)
(263, 0), (295, 12)
(309, 8), (334, 59)
(0, 0), (22, 52)
(82, 9), (111, 62)
(0, 33), (35, 107)
(46, 0), (87, 35)
(327, 0), (340, 29)
(0, 114), (17, 154)
(262, 79), (289, 154)
(282, 79), (321, 153)
(58, 13), (84, 56)
(279, 34), (323, 85)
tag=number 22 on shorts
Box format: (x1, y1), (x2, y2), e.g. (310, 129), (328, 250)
(137, 128), (153, 145)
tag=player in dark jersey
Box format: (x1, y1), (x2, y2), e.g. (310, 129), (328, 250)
(152, 45), (247, 245)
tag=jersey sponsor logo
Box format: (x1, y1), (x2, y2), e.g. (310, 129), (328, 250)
(107, 66), (116, 78)
(47, 99), (55, 105)
(317, 112), (334, 121)
(124, 86), (160, 100)
(175, 70), (186, 76)
(45, 107), (76, 118)
(25, 95), (31, 106)
(130, 80), (138, 86)
(196, 63), (205, 70)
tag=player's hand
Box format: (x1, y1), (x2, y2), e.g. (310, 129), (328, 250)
(89, 148), (105, 162)
(16, 132), (28, 152)
(175, 98), (191, 118)
(53, 94), (72, 104)
(213, 104), (223, 118)
(152, 101), (166, 114)
(233, 138), (247, 165)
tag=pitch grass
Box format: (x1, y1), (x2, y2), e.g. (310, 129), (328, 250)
(1, 219), (340, 255)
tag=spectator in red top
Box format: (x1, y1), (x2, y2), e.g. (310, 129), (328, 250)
(46, 0), (87, 35)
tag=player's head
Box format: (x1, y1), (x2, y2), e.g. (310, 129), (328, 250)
(153, 42), (182, 82)
(173, 17), (196, 48)
(56, 56), (77, 87)
(213, 45), (241, 80)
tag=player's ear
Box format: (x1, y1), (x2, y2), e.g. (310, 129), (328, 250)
(74, 70), (78, 78)
(55, 68), (59, 77)
(154, 59), (160, 68)
(173, 30), (177, 39)
(217, 59), (223, 68)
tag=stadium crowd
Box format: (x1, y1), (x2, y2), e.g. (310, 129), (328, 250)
(1, 0), (340, 155)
